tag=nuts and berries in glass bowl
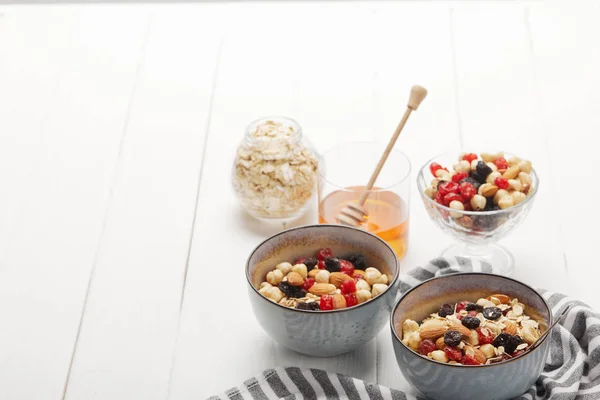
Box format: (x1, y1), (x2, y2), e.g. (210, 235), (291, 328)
(401, 294), (543, 365)
(424, 152), (535, 214)
(258, 248), (390, 311)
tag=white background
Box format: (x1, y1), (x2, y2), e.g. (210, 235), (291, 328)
(0, 1), (599, 399)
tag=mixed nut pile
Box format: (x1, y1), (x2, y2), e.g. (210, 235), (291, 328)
(424, 152), (535, 217)
(258, 249), (390, 311)
(400, 294), (543, 365)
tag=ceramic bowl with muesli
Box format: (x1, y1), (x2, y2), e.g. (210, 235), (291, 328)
(247, 224), (400, 357)
(391, 273), (551, 400)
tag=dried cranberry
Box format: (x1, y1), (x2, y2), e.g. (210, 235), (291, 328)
(463, 202), (473, 211)
(318, 260), (326, 270)
(467, 310), (479, 317)
(462, 153), (478, 164)
(430, 162), (444, 177)
(462, 354), (480, 365)
(443, 192), (462, 206)
(477, 327), (494, 345)
(455, 301), (469, 314)
(435, 191), (445, 205)
(460, 176), (481, 190)
(343, 293), (358, 307)
(495, 157), (509, 170)
(459, 182), (477, 201)
(341, 280), (356, 294)
(320, 295), (334, 311)
(317, 248), (334, 261)
(444, 346), (463, 362)
(419, 339), (437, 355)
(452, 171), (469, 184)
(438, 181), (459, 197)
(339, 259), (355, 275)
(495, 177), (509, 190)
(302, 278), (315, 291)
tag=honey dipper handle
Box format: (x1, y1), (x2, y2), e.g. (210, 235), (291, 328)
(408, 85), (428, 111)
(357, 85), (427, 206)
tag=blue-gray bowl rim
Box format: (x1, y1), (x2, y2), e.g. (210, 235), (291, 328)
(390, 272), (553, 368)
(245, 223), (401, 314)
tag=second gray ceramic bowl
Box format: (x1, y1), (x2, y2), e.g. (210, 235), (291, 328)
(391, 273), (551, 400)
(247, 224), (400, 357)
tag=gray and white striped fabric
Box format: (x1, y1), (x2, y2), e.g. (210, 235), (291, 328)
(209, 258), (600, 400)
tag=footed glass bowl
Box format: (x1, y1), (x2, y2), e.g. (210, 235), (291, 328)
(417, 152), (539, 276)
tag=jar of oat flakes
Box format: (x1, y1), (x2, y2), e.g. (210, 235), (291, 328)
(232, 117), (319, 222)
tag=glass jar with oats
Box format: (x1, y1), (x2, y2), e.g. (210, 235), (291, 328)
(232, 117), (319, 222)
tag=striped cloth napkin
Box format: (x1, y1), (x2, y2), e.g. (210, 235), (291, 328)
(208, 258), (600, 400)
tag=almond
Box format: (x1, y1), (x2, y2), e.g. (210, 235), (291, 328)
(353, 270), (366, 279)
(487, 294), (510, 304)
(332, 294), (347, 309)
(286, 271), (304, 287)
(435, 336), (446, 350)
(479, 183), (499, 197)
(308, 283), (336, 296)
(503, 165), (520, 180)
(467, 346), (487, 364)
(448, 319), (472, 338)
(503, 320), (518, 335)
(329, 272), (354, 288)
(419, 319), (448, 340)
(308, 268), (320, 279)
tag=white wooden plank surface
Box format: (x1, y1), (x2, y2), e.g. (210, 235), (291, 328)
(366, 2), (460, 392)
(168, 4), (384, 398)
(0, 2), (598, 399)
(63, 6), (222, 400)
(0, 7), (148, 399)
(450, 3), (571, 296)
(527, 3), (600, 310)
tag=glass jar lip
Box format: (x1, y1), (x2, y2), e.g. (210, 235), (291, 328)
(318, 140), (412, 192)
(245, 116), (303, 142)
(416, 151), (540, 216)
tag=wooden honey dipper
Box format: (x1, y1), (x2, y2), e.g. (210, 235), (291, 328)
(336, 85), (428, 227)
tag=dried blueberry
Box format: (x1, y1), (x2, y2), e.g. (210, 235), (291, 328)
(302, 258), (318, 269)
(492, 333), (523, 354)
(459, 176), (481, 190)
(345, 253), (367, 270)
(444, 330), (462, 347)
(476, 161), (493, 179)
(461, 316), (481, 329)
(296, 302), (320, 311)
(324, 257), (341, 273)
(465, 303), (483, 312)
(482, 307), (502, 320)
(279, 282), (306, 299)
(439, 303), (454, 318)
(470, 171), (487, 184)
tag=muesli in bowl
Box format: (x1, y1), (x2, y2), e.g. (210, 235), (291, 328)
(257, 248), (390, 311)
(401, 294), (542, 365)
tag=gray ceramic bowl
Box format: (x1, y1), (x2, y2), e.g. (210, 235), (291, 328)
(247, 224), (400, 357)
(391, 273), (551, 400)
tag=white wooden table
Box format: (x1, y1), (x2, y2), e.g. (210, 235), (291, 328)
(0, 1), (599, 398)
